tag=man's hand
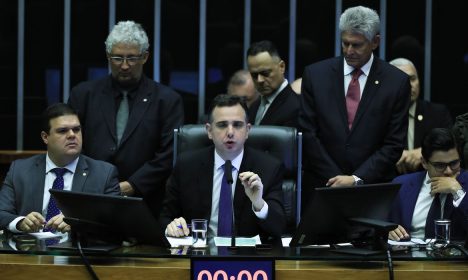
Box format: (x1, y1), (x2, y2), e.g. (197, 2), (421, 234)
(45, 213), (71, 233)
(388, 225), (410, 241)
(239, 171), (265, 211)
(17, 212), (45, 233)
(396, 148), (422, 174)
(166, 217), (190, 237)
(326, 175), (355, 187)
(120, 181), (135, 196)
(428, 175), (462, 196)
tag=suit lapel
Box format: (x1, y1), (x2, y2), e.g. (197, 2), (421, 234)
(71, 156), (89, 192)
(32, 156), (47, 212)
(234, 149), (251, 221)
(413, 100), (424, 147)
(260, 85), (289, 124)
(332, 59), (349, 130)
(402, 172), (426, 229)
(351, 58), (380, 130)
(119, 77), (152, 146)
(248, 99), (261, 124)
(199, 148), (215, 217)
(99, 80), (118, 143)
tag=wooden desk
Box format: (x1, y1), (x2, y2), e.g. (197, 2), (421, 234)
(0, 150), (46, 164)
(0, 254), (467, 280)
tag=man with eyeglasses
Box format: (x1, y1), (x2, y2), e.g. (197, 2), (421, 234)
(160, 95), (285, 241)
(246, 40), (300, 128)
(0, 103), (120, 234)
(68, 21), (184, 216)
(389, 128), (468, 241)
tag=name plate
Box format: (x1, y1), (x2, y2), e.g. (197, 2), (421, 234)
(191, 257), (274, 280)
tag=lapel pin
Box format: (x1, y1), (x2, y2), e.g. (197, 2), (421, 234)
(83, 172), (87, 176)
(418, 115), (423, 121)
(143, 98), (148, 102)
(375, 80), (379, 85)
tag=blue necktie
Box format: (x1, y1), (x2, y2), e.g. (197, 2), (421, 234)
(45, 168), (67, 226)
(425, 193), (441, 238)
(218, 164), (233, 237)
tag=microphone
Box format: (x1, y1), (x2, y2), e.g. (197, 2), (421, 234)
(225, 160), (233, 184)
(224, 160), (238, 250)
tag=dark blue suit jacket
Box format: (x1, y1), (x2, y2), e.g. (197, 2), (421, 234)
(390, 170), (468, 240)
(299, 56), (411, 189)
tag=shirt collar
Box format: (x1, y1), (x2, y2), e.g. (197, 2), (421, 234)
(409, 101), (416, 118)
(343, 53), (374, 77)
(264, 79), (288, 104)
(214, 149), (244, 172)
(45, 154), (79, 174)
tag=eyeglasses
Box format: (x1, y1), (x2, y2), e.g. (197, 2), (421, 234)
(428, 159), (461, 172)
(108, 54), (145, 66)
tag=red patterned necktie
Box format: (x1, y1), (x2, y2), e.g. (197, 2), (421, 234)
(346, 68), (363, 129)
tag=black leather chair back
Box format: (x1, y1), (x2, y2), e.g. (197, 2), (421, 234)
(173, 124), (301, 235)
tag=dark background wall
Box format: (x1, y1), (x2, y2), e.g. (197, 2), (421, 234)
(1, 0), (467, 150)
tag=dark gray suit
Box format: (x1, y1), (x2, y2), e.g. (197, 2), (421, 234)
(0, 154), (121, 230)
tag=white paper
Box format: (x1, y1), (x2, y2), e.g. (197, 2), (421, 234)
(167, 236), (193, 247)
(214, 235), (261, 247)
(29, 231), (61, 240)
(388, 238), (427, 246)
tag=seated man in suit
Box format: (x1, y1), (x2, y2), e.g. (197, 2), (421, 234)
(390, 58), (453, 174)
(160, 95), (285, 240)
(389, 128), (467, 241)
(246, 40), (300, 128)
(0, 103), (120, 233)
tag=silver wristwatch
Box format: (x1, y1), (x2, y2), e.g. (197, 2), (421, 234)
(452, 188), (466, 201)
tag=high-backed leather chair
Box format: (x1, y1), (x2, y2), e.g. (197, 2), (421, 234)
(173, 125), (302, 235)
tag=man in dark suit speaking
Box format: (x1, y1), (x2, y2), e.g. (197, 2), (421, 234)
(160, 95), (285, 240)
(299, 6), (411, 197)
(0, 103), (120, 233)
(68, 21), (184, 215)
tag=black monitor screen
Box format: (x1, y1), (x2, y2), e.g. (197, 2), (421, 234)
(290, 183), (400, 247)
(50, 189), (168, 247)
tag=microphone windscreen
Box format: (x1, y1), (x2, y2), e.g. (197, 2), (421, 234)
(225, 160), (233, 184)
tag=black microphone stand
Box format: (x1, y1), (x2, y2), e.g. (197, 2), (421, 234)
(225, 160), (238, 251)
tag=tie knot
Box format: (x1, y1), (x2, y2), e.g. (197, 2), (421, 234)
(52, 168), (68, 177)
(352, 68), (363, 80)
(261, 96), (269, 106)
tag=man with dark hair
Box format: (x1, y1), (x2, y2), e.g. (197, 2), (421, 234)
(389, 128), (467, 241)
(68, 21), (184, 215)
(160, 95), (285, 240)
(247, 40), (300, 128)
(0, 103), (120, 233)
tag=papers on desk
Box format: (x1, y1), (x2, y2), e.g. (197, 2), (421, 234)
(167, 235), (262, 247)
(388, 238), (427, 246)
(214, 235), (261, 247)
(29, 231), (62, 240)
(167, 236), (193, 247)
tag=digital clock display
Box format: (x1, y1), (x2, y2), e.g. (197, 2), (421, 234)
(191, 258), (274, 280)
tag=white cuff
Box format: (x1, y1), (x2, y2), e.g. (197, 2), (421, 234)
(252, 202), (268, 220)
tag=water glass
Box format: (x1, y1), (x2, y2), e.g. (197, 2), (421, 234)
(191, 219), (208, 248)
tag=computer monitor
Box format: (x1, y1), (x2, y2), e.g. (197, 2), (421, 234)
(290, 183), (401, 248)
(50, 189), (169, 247)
